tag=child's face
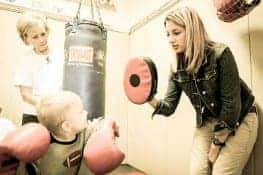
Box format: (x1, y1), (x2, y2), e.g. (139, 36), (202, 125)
(26, 25), (49, 54)
(63, 98), (88, 135)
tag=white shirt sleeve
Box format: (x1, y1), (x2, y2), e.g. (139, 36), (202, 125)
(14, 58), (34, 87)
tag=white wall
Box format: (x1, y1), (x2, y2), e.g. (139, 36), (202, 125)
(127, 0), (169, 25)
(249, 2), (263, 174)
(105, 31), (130, 161)
(0, 10), (26, 124)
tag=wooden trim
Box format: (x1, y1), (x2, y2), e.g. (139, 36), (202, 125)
(0, 0), (182, 35)
(66, 0), (117, 11)
(128, 0), (181, 35)
(0, 1), (125, 33)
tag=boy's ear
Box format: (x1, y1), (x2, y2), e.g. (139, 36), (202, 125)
(61, 120), (72, 132)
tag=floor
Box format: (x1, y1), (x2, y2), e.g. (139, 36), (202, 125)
(108, 164), (147, 175)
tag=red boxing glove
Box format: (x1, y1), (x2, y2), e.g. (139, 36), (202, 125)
(214, 0), (261, 22)
(83, 119), (125, 175)
(0, 123), (50, 163)
(0, 154), (19, 175)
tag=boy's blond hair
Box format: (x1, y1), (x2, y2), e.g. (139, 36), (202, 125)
(16, 12), (49, 45)
(36, 91), (81, 133)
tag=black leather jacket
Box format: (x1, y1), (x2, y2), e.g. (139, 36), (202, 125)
(153, 43), (254, 130)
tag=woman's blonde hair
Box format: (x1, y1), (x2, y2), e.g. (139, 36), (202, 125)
(16, 12), (49, 45)
(165, 7), (213, 73)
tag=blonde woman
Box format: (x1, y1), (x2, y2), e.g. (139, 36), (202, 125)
(148, 7), (258, 175)
(14, 13), (64, 125)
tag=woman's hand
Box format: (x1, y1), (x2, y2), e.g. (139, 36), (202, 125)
(148, 97), (158, 108)
(19, 86), (41, 106)
(209, 129), (231, 163)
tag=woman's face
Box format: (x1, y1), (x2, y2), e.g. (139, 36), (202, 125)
(165, 20), (186, 54)
(26, 25), (49, 54)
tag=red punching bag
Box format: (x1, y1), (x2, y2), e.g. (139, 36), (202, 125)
(214, 0), (261, 22)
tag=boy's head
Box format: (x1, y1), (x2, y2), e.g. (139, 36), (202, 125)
(16, 12), (49, 54)
(37, 91), (88, 139)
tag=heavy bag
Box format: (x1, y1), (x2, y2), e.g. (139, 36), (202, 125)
(123, 57), (158, 104)
(214, 0), (261, 22)
(63, 20), (107, 120)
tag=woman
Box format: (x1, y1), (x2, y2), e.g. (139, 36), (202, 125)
(148, 7), (258, 175)
(14, 13), (64, 125)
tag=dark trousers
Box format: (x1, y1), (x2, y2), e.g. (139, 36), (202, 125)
(22, 113), (39, 125)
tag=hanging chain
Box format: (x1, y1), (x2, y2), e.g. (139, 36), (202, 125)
(90, 0), (94, 20)
(74, 0), (104, 25)
(94, 0), (104, 26)
(75, 0), (83, 22)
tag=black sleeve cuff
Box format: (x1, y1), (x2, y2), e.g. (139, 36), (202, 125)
(151, 101), (162, 119)
(214, 120), (236, 132)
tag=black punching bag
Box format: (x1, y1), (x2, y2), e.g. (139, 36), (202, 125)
(63, 20), (107, 120)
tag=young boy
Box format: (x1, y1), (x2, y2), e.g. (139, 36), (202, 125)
(16, 90), (124, 175)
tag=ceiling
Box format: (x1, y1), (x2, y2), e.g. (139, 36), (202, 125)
(65, 0), (117, 11)
(0, 0), (180, 33)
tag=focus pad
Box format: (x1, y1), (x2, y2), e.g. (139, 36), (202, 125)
(123, 57), (158, 104)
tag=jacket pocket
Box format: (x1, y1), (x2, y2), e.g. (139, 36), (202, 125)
(172, 71), (192, 83)
(197, 68), (218, 92)
(198, 69), (217, 81)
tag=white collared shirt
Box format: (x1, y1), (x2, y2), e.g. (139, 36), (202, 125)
(14, 48), (64, 115)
